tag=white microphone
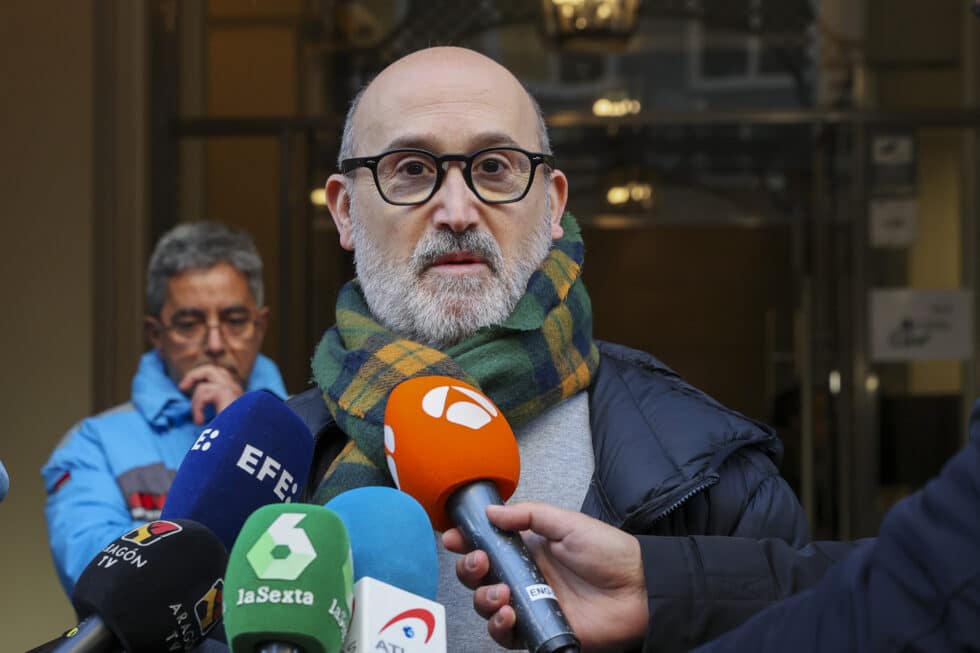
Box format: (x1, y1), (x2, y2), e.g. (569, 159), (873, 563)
(344, 577), (447, 653)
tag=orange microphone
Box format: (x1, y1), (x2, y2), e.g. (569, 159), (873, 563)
(384, 376), (580, 653)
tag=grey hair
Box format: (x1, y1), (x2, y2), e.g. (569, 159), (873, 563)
(145, 221), (264, 315)
(336, 81), (552, 169)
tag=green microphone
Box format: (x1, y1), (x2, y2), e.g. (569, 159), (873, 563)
(224, 503), (355, 653)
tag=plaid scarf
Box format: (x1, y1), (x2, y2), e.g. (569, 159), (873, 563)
(310, 212), (599, 504)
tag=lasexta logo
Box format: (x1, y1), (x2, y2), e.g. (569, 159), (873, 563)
(122, 520), (182, 546)
(246, 513), (317, 580)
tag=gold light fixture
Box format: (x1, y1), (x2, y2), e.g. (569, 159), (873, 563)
(310, 188), (327, 206)
(606, 182), (653, 206)
(542, 0), (642, 50)
(592, 97), (641, 117)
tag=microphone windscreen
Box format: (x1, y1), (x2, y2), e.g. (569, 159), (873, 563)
(223, 503), (354, 653)
(71, 519), (228, 653)
(161, 390), (313, 551)
(383, 376), (519, 531)
(0, 458), (8, 502)
(325, 486), (438, 600)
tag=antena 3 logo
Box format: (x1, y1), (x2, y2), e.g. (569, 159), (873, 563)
(122, 520), (183, 546)
(379, 608), (438, 644)
(421, 385), (499, 430)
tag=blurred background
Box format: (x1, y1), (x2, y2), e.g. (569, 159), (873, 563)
(1, 0), (978, 648)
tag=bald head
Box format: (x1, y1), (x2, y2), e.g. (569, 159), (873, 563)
(338, 47), (550, 166)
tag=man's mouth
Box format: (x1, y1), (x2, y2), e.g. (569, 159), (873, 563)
(426, 251), (490, 272)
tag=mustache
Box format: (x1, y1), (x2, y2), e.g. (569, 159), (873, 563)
(411, 229), (502, 274)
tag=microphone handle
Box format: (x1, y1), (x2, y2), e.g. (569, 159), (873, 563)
(447, 481), (580, 653)
(49, 616), (117, 653)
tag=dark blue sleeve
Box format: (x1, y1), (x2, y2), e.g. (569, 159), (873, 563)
(690, 429), (980, 653)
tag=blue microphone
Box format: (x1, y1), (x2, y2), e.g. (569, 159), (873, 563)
(0, 458), (8, 502)
(327, 486), (447, 652)
(160, 390), (314, 551)
(326, 486), (439, 599)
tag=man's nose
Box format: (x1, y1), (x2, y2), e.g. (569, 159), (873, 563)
(431, 165), (481, 232)
(203, 323), (227, 356)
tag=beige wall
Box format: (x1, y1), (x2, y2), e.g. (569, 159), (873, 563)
(0, 1), (95, 647)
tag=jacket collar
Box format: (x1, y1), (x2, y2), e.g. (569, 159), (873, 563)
(132, 350), (288, 430)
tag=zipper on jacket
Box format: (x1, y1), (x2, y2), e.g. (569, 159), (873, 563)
(651, 478), (717, 523)
(622, 475), (719, 532)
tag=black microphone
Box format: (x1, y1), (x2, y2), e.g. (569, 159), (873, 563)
(38, 519), (228, 653)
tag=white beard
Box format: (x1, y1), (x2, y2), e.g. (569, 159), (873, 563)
(350, 201), (554, 349)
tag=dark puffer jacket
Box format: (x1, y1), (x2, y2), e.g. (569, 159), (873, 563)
(288, 341), (846, 651)
(691, 403), (980, 653)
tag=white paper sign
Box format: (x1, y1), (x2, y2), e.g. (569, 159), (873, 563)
(870, 289), (974, 361)
(870, 197), (918, 248)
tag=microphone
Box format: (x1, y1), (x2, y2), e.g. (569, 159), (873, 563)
(0, 458), (8, 502)
(223, 503), (355, 653)
(161, 390), (314, 551)
(384, 376), (580, 653)
(44, 519), (228, 653)
(326, 486), (446, 652)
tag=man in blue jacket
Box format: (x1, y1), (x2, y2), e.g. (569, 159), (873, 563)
(449, 402), (980, 651)
(285, 46), (837, 651)
(42, 222), (288, 595)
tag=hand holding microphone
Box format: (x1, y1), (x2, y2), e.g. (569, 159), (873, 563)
(445, 502), (649, 653)
(384, 376), (580, 653)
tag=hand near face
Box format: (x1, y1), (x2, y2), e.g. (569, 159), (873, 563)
(178, 364), (244, 425)
(442, 502), (649, 652)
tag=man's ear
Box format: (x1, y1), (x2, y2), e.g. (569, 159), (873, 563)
(253, 306), (270, 341)
(546, 169), (569, 240)
(326, 174), (355, 251)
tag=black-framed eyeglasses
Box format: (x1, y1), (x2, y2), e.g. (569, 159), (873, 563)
(150, 307), (258, 345)
(340, 146), (555, 206)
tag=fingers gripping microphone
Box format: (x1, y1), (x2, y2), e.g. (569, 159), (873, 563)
(223, 504), (355, 653)
(50, 519), (228, 653)
(384, 376), (580, 653)
(326, 487), (446, 652)
(161, 390), (314, 552)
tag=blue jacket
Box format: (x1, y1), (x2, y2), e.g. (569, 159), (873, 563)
(287, 340), (831, 651)
(42, 350), (287, 595)
(690, 402), (980, 653)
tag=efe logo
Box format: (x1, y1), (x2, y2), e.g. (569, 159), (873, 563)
(122, 520), (182, 546)
(236, 444), (301, 502)
(191, 428), (220, 452)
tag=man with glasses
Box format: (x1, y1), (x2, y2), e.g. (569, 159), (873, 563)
(285, 46), (827, 651)
(42, 222), (287, 595)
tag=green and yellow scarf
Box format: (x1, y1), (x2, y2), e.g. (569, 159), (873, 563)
(310, 212), (599, 504)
